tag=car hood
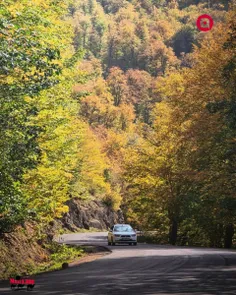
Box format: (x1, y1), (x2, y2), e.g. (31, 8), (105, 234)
(113, 231), (136, 235)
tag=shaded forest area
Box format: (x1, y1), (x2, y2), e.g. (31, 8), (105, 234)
(0, 0), (236, 250)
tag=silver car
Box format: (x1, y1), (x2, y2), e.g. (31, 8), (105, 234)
(107, 224), (137, 246)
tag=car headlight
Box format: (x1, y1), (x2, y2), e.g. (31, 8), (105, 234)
(114, 234), (120, 237)
(131, 234), (136, 237)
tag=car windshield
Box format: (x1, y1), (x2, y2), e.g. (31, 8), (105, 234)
(114, 226), (133, 232)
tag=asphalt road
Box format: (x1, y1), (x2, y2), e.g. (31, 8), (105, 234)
(1, 232), (236, 295)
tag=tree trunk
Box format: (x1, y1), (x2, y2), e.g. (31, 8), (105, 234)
(169, 218), (178, 245)
(224, 223), (234, 249)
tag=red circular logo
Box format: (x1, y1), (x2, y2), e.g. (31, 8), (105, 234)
(196, 14), (214, 32)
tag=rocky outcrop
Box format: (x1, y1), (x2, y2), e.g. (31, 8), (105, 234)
(59, 198), (124, 232)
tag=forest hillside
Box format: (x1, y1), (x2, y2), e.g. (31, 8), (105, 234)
(0, 0), (236, 278)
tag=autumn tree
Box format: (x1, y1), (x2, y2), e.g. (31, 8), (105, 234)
(107, 67), (128, 106)
(126, 69), (154, 123)
(138, 40), (179, 76)
(0, 0), (71, 234)
(155, 15), (236, 247)
(124, 100), (198, 245)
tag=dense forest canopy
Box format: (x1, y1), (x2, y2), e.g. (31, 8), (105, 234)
(0, 0), (236, 248)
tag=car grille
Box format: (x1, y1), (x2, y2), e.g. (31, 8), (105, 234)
(121, 235), (131, 238)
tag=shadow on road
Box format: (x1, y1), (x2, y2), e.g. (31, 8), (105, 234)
(1, 250), (236, 295)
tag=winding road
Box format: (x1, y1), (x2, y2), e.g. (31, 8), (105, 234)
(1, 232), (236, 294)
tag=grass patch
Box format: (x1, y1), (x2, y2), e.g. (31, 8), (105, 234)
(74, 227), (103, 233)
(1, 226), (106, 280)
(57, 227), (103, 236)
(2, 242), (84, 279)
(34, 242), (84, 273)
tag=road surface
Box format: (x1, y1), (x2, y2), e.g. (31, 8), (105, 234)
(1, 232), (236, 294)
